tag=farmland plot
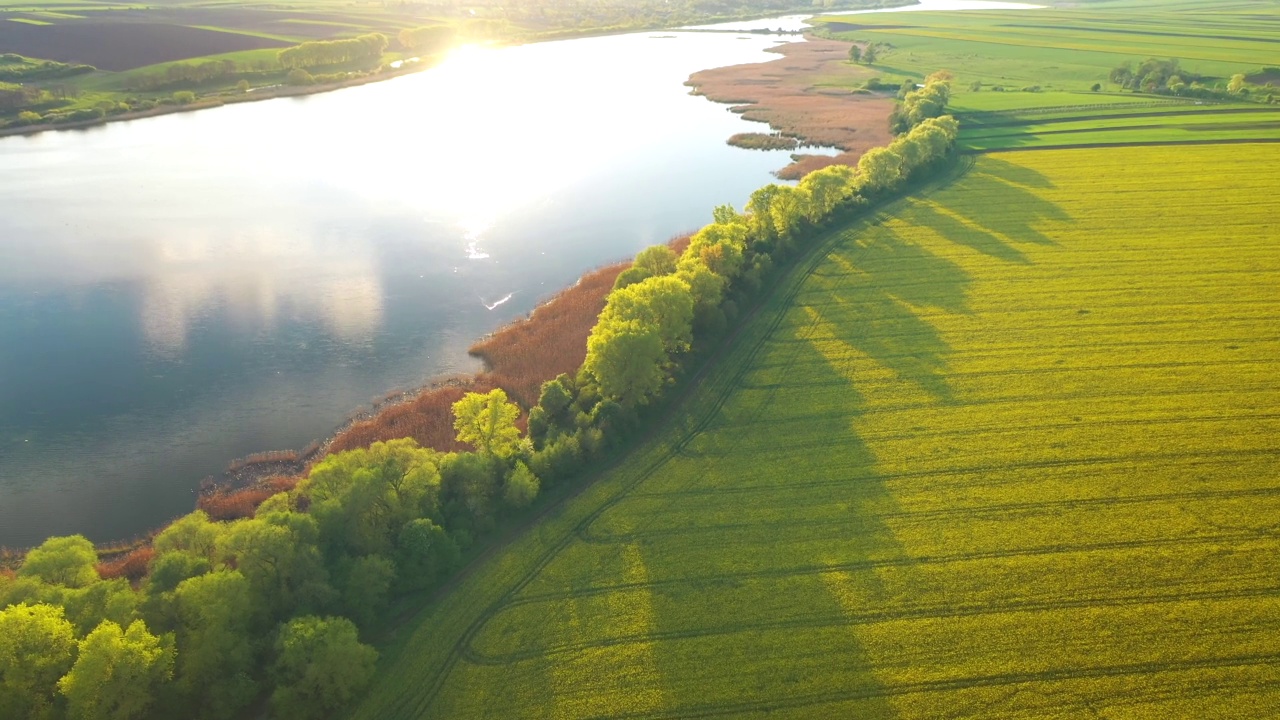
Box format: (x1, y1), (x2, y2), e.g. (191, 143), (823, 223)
(349, 143), (1280, 718)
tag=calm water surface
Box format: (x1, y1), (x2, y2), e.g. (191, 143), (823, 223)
(0, 30), (825, 546)
(0, 0), (1039, 547)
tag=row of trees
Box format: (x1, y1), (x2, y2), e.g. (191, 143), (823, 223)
(278, 34), (389, 70)
(0, 385), (556, 720)
(1108, 58), (1200, 93)
(0, 80), (958, 719)
(130, 60), (240, 92)
(847, 42), (879, 65)
(889, 72), (951, 134)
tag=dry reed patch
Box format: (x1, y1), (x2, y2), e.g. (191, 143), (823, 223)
(96, 545), (154, 583)
(198, 475), (298, 521)
(327, 382), (494, 455)
(470, 262), (629, 407)
(687, 38), (895, 179)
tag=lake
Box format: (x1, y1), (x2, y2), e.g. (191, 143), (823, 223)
(0, 0), (1037, 548)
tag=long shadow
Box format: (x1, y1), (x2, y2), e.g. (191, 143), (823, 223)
(978, 155), (1058, 190)
(947, 160), (1071, 248)
(906, 199), (1034, 265)
(635, 300), (908, 717)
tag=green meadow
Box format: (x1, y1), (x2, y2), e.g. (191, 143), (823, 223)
(347, 141), (1280, 717)
(814, 0), (1280, 151)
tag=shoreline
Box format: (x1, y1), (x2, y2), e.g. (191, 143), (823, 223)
(0, 1), (915, 140)
(0, 61), (435, 139)
(0, 14), (896, 559)
(686, 34), (896, 179)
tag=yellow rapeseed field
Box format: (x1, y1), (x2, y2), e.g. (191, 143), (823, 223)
(351, 144), (1280, 719)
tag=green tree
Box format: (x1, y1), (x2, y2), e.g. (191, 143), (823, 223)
(335, 554), (395, 629)
(598, 275), (695, 354)
(172, 570), (258, 720)
(58, 619), (173, 720)
(217, 513), (333, 619)
(848, 44), (861, 63)
(20, 535), (99, 588)
(395, 518), (460, 591)
(503, 462), (540, 509)
(585, 319), (667, 405)
(286, 68), (313, 86)
(452, 389), (522, 457)
(798, 164), (856, 223)
(862, 44), (878, 64)
(1228, 73), (1247, 94)
(0, 603), (77, 720)
(154, 511), (222, 561)
(301, 439), (443, 556)
(633, 245), (678, 276)
(857, 146), (904, 192)
(270, 616), (377, 720)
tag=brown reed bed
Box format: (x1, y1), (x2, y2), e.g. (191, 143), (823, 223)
(686, 37), (895, 179)
(226, 449), (300, 474)
(327, 381), (494, 455)
(470, 261), (630, 407)
(197, 475), (299, 522)
(97, 545), (155, 583)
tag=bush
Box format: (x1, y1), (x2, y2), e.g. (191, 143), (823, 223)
(172, 90), (195, 104)
(15, 110), (41, 125)
(286, 68), (314, 86)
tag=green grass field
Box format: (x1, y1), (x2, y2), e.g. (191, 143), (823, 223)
(815, 0), (1280, 152)
(346, 143), (1280, 718)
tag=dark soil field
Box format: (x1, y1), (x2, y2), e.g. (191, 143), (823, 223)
(0, 21), (290, 70)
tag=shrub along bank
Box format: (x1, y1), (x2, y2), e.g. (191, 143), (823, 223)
(0, 88), (956, 720)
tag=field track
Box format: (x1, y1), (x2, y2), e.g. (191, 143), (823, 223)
(348, 142), (1280, 719)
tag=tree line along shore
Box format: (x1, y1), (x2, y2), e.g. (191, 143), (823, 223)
(0, 73), (959, 720)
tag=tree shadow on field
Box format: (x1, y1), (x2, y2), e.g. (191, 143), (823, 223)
(980, 155), (1057, 190)
(632, 317), (910, 718)
(936, 157), (1071, 251)
(834, 219), (973, 315)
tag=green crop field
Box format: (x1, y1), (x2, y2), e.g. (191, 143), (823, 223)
(815, 0), (1280, 152)
(346, 142), (1280, 718)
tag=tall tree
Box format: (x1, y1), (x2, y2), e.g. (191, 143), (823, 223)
(0, 603), (77, 720)
(597, 275), (695, 355)
(58, 619), (173, 720)
(585, 319), (667, 405)
(19, 535), (99, 588)
(172, 570), (259, 720)
(270, 616), (377, 720)
(452, 389), (522, 457)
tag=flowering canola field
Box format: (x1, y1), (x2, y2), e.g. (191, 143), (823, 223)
(349, 143), (1280, 718)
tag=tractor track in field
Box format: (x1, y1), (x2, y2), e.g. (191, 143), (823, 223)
(587, 651), (1280, 719)
(464, 585), (1280, 666)
(485, 530), (1280, 614)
